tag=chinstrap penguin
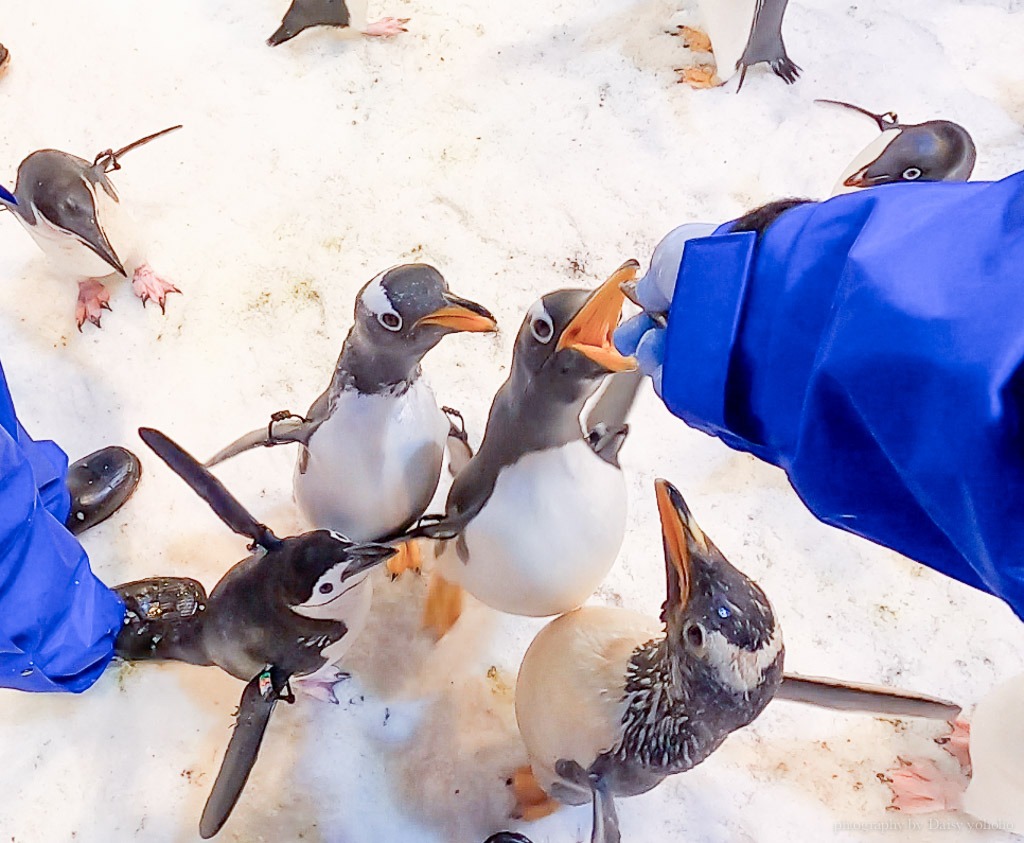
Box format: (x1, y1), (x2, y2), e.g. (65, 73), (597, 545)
(206, 263), (496, 580)
(0, 125), (183, 329)
(268, 0), (409, 45)
(401, 261), (640, 637)
(820, 100), (976, 194)
(114, 427), (397, 838)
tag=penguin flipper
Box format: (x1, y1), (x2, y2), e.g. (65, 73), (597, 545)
(554, 759), (621, 843)
(737, 0), (800, 86)
(199, 669), (292, 839)
(442, 406), (475, 477)
(92, 125), (183, 174)
(205, 416), (314, 468)
(778, 673), (962, 720)
(139, 427), (282, 550)
(585, 370), (641, 466)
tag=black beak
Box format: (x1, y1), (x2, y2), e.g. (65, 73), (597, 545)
(342, 542), (398, 579)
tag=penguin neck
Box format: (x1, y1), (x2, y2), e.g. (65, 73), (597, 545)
(482, 366), (590, 456)
(610, 637), (757, 774)
(332, 331), (422, 396)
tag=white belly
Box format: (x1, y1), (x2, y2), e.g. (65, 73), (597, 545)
(19, 181), (142, 279)
(699, 0), (757, 82)
(516, 607), (663, 796)
(294, 380), (449, 540)
(439, 441), (627, 617)
(297, 574), (375, 666)
(831, 130), (900, 196)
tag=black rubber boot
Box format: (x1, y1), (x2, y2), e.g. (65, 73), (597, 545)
(114, 576), (211, 664)
(484, 835), (533, 843)
(65, 446), (142, 536)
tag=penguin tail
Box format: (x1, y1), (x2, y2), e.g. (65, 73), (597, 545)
(267, 24), (297, 46)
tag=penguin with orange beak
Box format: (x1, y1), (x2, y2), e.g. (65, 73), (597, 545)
(206, 264), (496, 573)
(405, 261), (640, 636)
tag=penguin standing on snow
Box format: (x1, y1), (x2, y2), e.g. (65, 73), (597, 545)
(0, 126), (183, 330)
(818, 100), (977, 195)
(399, 262), (640, 637)
(268, 0), (410, 45)
(206, 263), (496, 573)
(695, 0), (800, 89)
(115, 427), (398, 839)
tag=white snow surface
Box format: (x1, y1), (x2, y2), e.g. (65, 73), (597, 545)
(1, 1), (1024, 841)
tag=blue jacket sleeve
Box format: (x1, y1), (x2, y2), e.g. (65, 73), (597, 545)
(0, 363), (123, 693)
(660, 172), (1024, 621)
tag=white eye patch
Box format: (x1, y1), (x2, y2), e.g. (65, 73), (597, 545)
(526, 298), (554, 344)
(361, 270), (403, 331)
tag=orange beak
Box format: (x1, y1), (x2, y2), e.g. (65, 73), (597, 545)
(556, 260), (638, 372)
(414, 294), (497, 333)
(655, 479), (694, 609)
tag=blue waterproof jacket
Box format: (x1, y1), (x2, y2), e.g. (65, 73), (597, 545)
(0, 362), (123, 692)
(662, 172), (1024, 621)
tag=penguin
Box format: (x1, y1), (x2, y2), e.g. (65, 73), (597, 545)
(0, 125), (183, 330)
(512, 479), (784, 841)
(205, 264), (496, 579)
(695, 0), (800, 89)
(115, 427), (397, 839)
(512, 480), (962, 842)
(268, 0), (409, 45)
(400, 261), (640, 636)
(820, 100), (977, 195)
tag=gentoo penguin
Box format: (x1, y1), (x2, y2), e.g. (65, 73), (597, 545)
(206, 264), (496, 577)
(512, 479), (785, 840)
(511, 480), (961, 840)
(887, 673), (1024, 829)
(0, 126), (183, 329)
(115, 427), (397, 839)
(268, 0), (409, 45)
(402, 262), (640, 636)
(820, 100), (977, 195)
(695, 0), (800, 89)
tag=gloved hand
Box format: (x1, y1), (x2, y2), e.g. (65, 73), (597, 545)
(614, 223), (718, 395)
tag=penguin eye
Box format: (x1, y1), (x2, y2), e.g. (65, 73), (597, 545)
(379, 311), (403, 332)
(530, 315), (554, 344)
(684, 622), (706, 653)
(319, 583), (334, 595)
(902, 167), (922, 181)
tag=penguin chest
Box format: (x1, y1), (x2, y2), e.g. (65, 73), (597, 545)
(515, 607), (663, 800)
(22, 184), (141, 279)
(290, 573), (374, 667)
(699, 0), (758, 81)
(294, 381), (448, 540)
(441, 441), (627, 616)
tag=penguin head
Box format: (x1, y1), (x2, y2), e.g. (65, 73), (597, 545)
(281, 531), (396, 619)
(512, 262), (637, 401)
(654, 480), (783, 705)
(843, 122), (976, 188)
(351, 263), (496, 356)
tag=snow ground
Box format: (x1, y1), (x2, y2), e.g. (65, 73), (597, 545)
(0, 1), (1023, 841)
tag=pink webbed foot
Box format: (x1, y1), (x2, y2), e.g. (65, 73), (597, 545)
(936, 717), (971, 772)
(293, 667), (350, 704)
(132, 265), (181, 314)
(886, 757), (967, 814)
(76, 279), (112, 330)
(362, 17), (410, 36)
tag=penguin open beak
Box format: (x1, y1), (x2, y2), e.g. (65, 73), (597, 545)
(0, 185), (16, 206)
(655, 479), (701, 610)
(557, 261), (639, 372)
(341, 542), (399, 580)
(414, 294), (497, 333)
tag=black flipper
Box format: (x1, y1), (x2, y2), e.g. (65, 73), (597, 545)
(737, 0), (800, 89)
(814, 99), (899, 131)
(205, 412), (316, 468)
(139, 427), (282, 550)
(778, 673), (962, 720)
(199, 668), (294, 839)
(442, 406), (475, 477)
(92, 125), (183, 174)
(585, 370), (641, 466)
(554, 759), (621, 843)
